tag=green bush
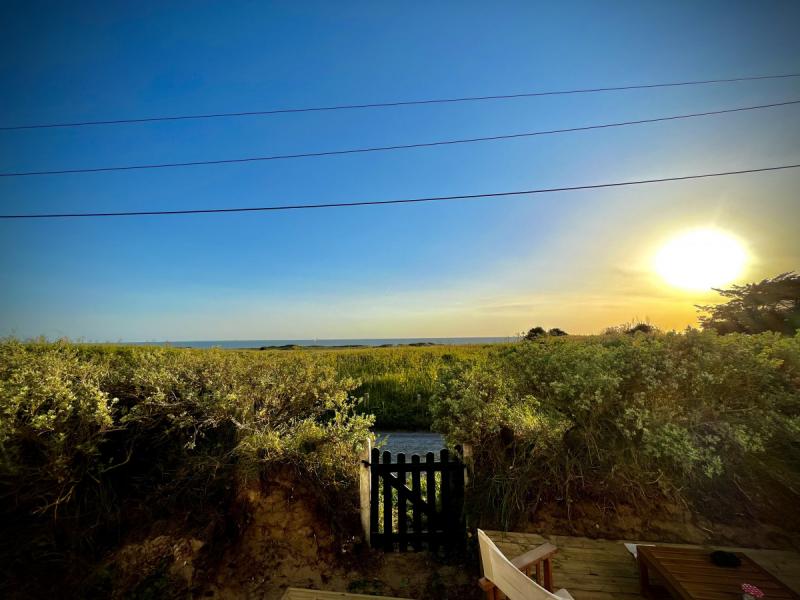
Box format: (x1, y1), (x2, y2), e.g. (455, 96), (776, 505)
(432, 330), (800, 528)
(0, 340), (372, 594)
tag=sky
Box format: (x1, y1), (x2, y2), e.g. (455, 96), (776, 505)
(1, 1), (799, 341)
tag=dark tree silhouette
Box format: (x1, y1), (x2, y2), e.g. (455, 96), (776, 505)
(697, 272), (800, 335)
(524, 326), (547, 340)
(602, 321), (658, 335)
(548, 328), (568, 336)
(626, 322), (656, 335)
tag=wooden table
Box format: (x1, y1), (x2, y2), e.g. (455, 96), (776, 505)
(638, 545), (800, 600)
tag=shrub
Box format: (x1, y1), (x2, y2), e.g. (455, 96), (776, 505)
(524, 326), (547, 340)
(0, 340), (372, 595)
(432, 330), (800, 528)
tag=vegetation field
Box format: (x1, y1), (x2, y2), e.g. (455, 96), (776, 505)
(431, 331), (800, 534)
(260, 344), (494, 429)
(1, 331), (799, 595)
(0, 340), (373, 597)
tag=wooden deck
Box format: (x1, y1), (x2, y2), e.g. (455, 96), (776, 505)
(484, 531), (800, 600)
(281, 589), (412, 600)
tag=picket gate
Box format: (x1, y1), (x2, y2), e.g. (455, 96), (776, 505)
(368, 447), (465, 553)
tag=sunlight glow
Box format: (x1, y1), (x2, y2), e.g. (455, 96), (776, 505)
(654, 229), (747, 291)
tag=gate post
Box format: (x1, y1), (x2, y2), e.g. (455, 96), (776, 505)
(461, 443), (473, 485)
(359, 437), (372, 546)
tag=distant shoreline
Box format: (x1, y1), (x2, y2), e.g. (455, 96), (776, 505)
(247, 341), (443, 351)
(124, 336), (516, 349)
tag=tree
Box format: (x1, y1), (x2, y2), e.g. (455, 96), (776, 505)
(524, 326), (547, 340)
(548, 327), (568, 336)
(697, 272), (800, 335)
(602, 321), (658, 335)
(626, 322), (656, 335)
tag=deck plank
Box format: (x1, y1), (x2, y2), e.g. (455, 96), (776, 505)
(483, 531), (800, 600)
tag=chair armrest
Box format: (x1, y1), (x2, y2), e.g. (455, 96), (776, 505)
(510, 542), (558, 571)
(478, 542), (559, 592)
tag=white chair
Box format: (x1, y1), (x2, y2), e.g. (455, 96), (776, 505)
(477, 529), (574, 600)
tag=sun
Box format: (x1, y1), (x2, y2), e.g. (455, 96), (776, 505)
(654, 229), (747, 291)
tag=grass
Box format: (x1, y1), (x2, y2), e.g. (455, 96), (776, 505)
(246, 344), (496, 429)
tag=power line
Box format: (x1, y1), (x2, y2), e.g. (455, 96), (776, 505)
(3, 72), (799, 131)
(2, 164), (797, 220)
(2, 99), (798, 178)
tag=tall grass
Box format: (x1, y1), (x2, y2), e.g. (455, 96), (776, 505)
(251, 344), (495, 429)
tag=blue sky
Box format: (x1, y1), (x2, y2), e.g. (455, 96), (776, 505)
(1, 1), (799, 341)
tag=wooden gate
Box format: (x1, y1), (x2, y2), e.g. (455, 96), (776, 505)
(369, 447), (465, 553)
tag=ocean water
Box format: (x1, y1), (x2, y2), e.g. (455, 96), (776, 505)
(374, 431), (446, 456)
(128, 337), (515, 348)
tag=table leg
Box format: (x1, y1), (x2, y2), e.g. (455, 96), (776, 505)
(638, 556), (651, 599)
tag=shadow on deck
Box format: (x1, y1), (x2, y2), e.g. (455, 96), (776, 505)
(484, 531), (800, 600)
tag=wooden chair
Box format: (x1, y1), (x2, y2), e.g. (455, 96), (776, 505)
(477, 529), (574, 600)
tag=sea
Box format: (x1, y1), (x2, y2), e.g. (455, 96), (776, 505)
(127, 336), (515, 348)
(374, 431), (446, 456)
